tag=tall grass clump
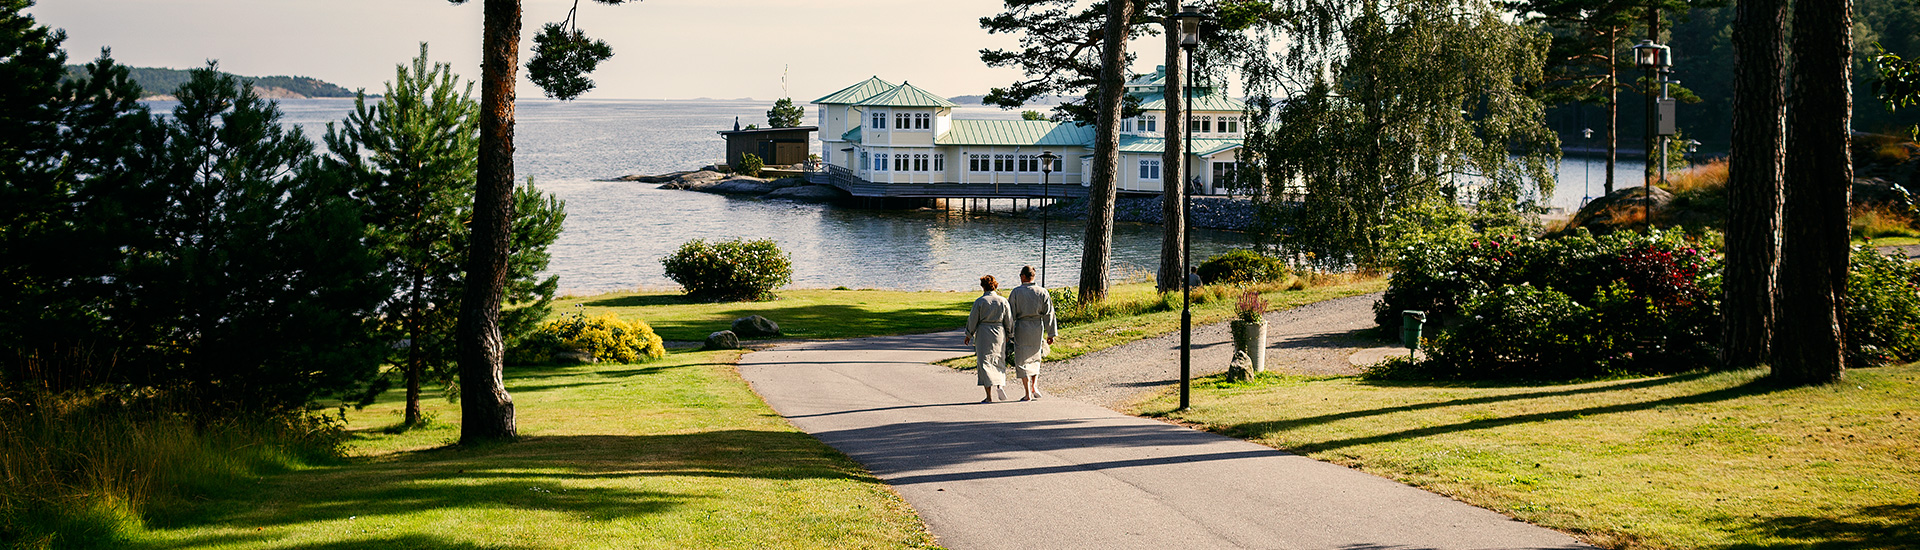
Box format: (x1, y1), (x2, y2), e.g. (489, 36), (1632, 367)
(0, 391), (345, 547)
(1850, 205), (1920, 241)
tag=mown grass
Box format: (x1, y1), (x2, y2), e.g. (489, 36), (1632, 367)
(124, 350), (939, 550)
(935, 276), (1388, 369)
(556, 288), (973, 342)
(1134, 364), (1920, 550)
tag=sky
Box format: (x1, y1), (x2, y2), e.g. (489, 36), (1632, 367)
(27, 0), (1179, 102)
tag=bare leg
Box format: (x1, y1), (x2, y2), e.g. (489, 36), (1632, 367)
(1031, 375), (1042, 399)
(982, 385), (994, 403)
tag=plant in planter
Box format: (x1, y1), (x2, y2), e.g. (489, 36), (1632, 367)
(1230, 291), (1268, 374)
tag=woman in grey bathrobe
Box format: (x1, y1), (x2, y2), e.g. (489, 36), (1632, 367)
(964, 275), (1012, 403)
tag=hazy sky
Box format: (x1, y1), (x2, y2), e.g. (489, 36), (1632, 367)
(28, 0), (1177, 101)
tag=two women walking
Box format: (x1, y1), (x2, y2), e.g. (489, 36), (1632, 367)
(964, 266), (1057, 403)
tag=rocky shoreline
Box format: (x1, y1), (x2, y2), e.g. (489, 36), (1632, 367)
(607, 167), (849, 203)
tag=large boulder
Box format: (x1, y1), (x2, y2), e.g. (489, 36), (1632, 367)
(1562, 185), (1674, 235)
(731, 315), (781, 337)
(766, 184), (849, 203)
(657, 170), (728, 190)
(706, 176), (777, 194)
(703, 330), (740, 350)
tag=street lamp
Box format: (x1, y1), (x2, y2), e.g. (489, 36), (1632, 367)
(1172, 4), (1208, 411)
(1633, 39), (1671, 234)
(1039, 150), (1058, 288)
(1582, 127), (1593, 205)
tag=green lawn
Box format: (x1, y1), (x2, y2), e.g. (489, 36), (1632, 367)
(556, 289), (973, 342)
(129, 350), (940, 550)
(1134, 365), (1920, 549)
(1863, 236), (1920, 247)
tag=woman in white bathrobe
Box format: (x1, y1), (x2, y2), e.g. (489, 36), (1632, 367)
(964, 274), (1012, 403)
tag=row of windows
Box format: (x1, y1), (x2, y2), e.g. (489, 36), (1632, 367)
(862, 152), (947, 172)
(1125, 115), (1243, 135)
(869, 111), (933, 131)
(967, 153), (1056, 173)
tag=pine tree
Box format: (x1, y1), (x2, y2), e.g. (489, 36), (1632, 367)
(1771, 0), (1854, 385)
(1721, 0), (1787, 369)
(767, 97), (804, 128)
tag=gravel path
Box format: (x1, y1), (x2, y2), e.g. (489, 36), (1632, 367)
(1043, 292), (1389, 409)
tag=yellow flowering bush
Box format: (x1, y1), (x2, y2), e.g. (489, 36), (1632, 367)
(538, 312), (664, 364)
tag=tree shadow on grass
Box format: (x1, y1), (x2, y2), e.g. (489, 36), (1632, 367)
(581, 294), (701, 308)
(1728, 503), (1920, 549)
(1235, 376), (1780, 453)
(139, 430), (877, 542)
(1214, 372), (1720, 438)
(646, 303), (967, 342)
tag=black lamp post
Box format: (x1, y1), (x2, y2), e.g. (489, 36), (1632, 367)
(1039, 150), (1058, 288)
(1633, 39), (1671, 233)
(1172, 4), (1208, 411)
(1582, 127), (1593, 205)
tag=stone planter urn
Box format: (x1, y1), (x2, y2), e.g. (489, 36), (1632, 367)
(1229, 319), (1267, 374)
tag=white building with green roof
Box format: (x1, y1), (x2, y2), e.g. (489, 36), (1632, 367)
(810, 67), (1245, 199)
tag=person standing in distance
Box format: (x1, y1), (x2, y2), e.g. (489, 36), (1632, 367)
(964, 275), (1012, 403)
(1007, 265), (1057, 401)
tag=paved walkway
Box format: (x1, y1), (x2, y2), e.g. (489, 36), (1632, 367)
(740, 330), (1596, 550)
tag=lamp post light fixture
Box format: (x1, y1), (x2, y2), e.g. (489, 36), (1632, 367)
(1633, 39), (1672, 234)
(1582, 127), (1594, 205)
(1039, 150), (1058, 288)
(1171, 4), (1208, 411)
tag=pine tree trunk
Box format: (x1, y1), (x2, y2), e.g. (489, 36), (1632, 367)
(1080, 0), (1135, 303)
(457, 0), (520, 443)
(405, 270), (423, 426)
(1721, 0), (1787, 368)
(1605, 30), (1617, 196)
(1157, 0), (1185, 293)
(1773, 0), (1853, 385)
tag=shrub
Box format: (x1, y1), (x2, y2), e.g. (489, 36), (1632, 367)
(1375, 229), (1722, 380)
(1236, 290), (1266, 322)
(737, 153), (764, 178)
(505, 330), (568, 365)
(536, 312), (664, 364)
(1846, 248), (1920, 366)
(1198, 250), (1289, 285)
(661, 238), (792, 301)
(1048, 286), (1079, 312)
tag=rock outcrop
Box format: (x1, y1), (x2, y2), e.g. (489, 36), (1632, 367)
(731, 315), (781, 338)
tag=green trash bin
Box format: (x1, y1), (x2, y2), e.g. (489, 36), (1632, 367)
(1401, 310), (1427, 350)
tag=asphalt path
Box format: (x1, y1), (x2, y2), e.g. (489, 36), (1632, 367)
(739, 332), (1596, 550)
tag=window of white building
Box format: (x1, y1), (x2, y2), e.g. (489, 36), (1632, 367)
(1198, 116), (1212, 134)
(896, 112), (912, 130)
(1122, 118), (1134, 133)
(1142, 114), (1157, 133)
(934, 153), (946, 172)
(894, 154), (909, 171)
(915, 113), (931, 129)
(913, 154), (928, 171)
(1139, 159), (1162, 181)
(874, 153), (888, 171)
(1018, 154), (1037, 172)
(860, 151), (868, 169)
(870, 111), (887, 130)
(1221, 116), (1238, 134)
(994, 154), (1011, 172)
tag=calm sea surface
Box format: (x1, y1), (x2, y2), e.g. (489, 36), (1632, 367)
(156, 98), (1643, 293)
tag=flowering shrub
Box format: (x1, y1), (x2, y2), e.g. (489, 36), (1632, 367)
(535, 312), (664, 364)
(1236, 290), (1266, 322)
(1370, 229), (1722, 380)
(661, 238), (792, 302)
(1847, 248), (1920, 366)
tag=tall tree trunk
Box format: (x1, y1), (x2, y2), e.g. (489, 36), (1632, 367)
(1721, 0), (1788, 369)
(1081, 0), (1136, 303)
(1605, 28), (1618, 195)
(405, 269), (423, 426)
(1773, 0), (1853, 385)
(1157, 0), (1186, 293)
(457, 0), (519, 443)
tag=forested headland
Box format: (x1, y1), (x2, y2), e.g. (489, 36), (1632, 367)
(60, 64), (357, 100)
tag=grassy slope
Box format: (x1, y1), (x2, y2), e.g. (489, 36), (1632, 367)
(556, 289), (974, 342)
(130, 350), (939, 550)
(1134, 365), (1920, 549)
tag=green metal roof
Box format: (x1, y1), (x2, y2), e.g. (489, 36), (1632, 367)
(1138, 90), (1245, 112)
(936, 120), (1095, 146)
(813, 76), (895, 105)
(1126, 66), (1168, 88)
(1115, 135), (1243, 156)
(853, 82), (957, 108)
(842, 126), (862, 143)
